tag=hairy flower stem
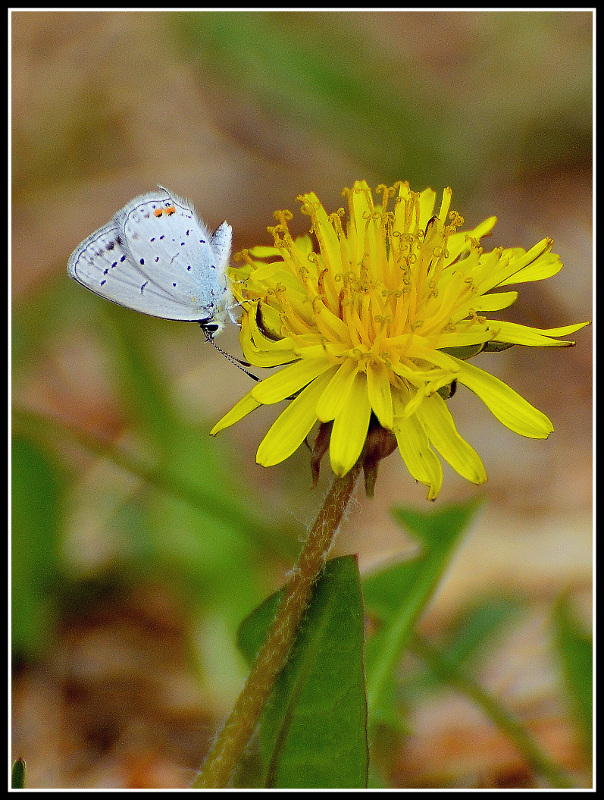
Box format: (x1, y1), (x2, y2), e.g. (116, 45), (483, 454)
(193, 463), (362, 788)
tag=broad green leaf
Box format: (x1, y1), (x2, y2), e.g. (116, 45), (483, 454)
(362, 499), (482, 730)
(552, 594), (593, 754)
(237, 555), (368, 788)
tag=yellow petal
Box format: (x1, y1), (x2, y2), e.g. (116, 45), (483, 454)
(348, 181), (375, 269)
(366, 360), (394, 429)
(489, 320), (589, 346)
(405, 340), (461, 373)
(416, 393), (487, 484)
(477, 239), (556, 294)
(240, 312), (297, 368)
(300, 192), (342, 274)
(256, 370), (333, 467)
(498, 249), (563, 285)
(252, 358), (333, 404)
(315, 358), (359, 422)
(256, 303), (285, 339)
(455, 359), (554, 438)
(535, 322), (591, 337)
(210, 390), (262, 435)
(417, 187), (438, 228)
(446, 216), (498, 263)
(247, 244), (282, 258)
(436, 330), (495, 349)
(437, 186), (452, 224)
(392, 411), (443, 500)
(494, 321), (589, 347)
(329, 372), (372, 476)
(473, 291), (518, 312)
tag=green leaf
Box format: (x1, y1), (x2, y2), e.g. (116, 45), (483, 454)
(552, 594), (593, 754)
(11, 758), (26, 789)
(236, 555), (368, 788)
(362, 499), (482, 731)
(406, 596), (525, 696)
(440, 597), (524, 666)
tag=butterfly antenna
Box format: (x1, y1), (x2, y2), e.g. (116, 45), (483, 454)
(205, 334), (260, 382)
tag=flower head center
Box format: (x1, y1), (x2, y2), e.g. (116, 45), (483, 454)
(238, 183), (476, 379)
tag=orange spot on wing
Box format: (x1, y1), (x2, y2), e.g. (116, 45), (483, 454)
(154, 206), (176, 217)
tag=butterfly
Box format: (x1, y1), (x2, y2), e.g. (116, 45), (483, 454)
(67, 187), (233, 337)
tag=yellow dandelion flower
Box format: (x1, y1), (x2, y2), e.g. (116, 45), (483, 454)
(211, 181), (588, 499)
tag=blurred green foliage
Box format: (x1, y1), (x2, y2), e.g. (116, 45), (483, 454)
(173, 10), (591, 199)
(11, 436), (62, 660)
(552, 594), (593, 756)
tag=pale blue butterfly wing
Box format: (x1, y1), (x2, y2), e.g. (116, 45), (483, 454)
(67, 188), (233, 333)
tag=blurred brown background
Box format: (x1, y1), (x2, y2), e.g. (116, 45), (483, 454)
(12, 10), (592, 788)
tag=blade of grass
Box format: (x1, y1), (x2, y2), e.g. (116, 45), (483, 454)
(410, 634), (576, 789)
